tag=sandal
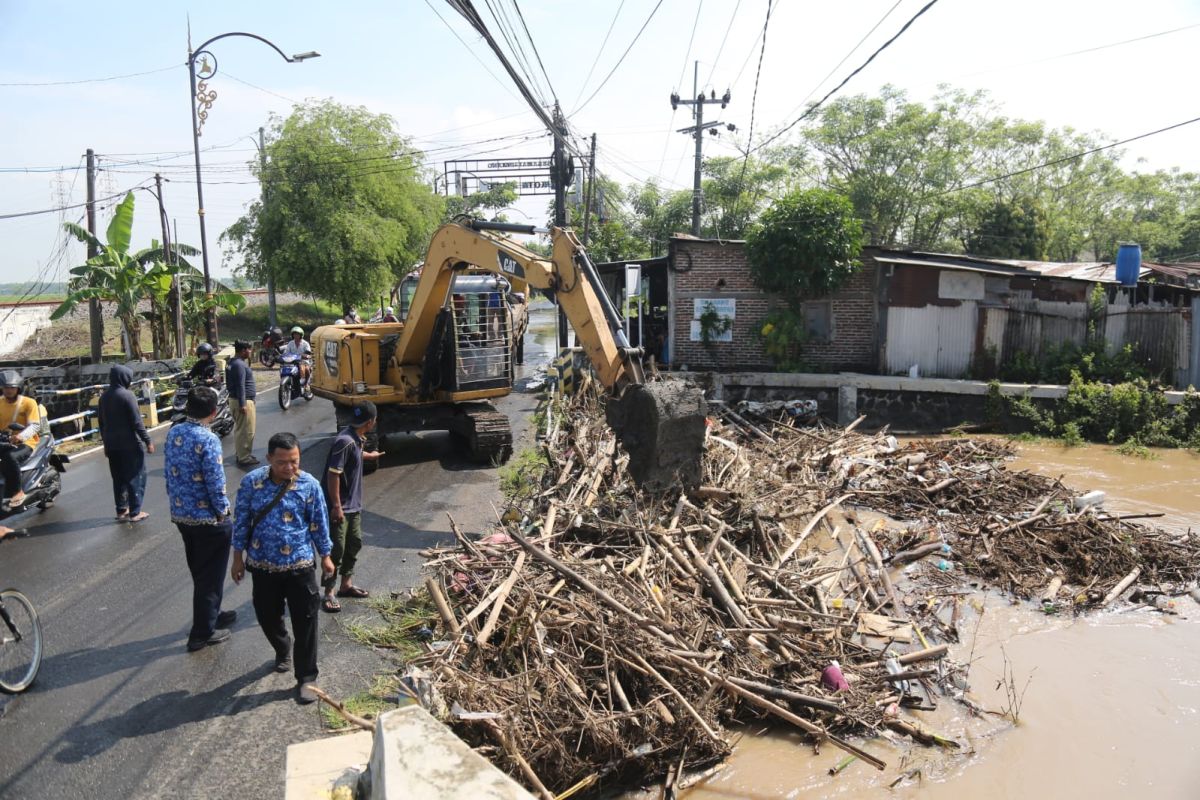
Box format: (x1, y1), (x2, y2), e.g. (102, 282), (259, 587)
(322, 596), (341, 613)
(129, 511), (150, 523)
(115, 510), (129, 521)
(336, 586), (370, 599)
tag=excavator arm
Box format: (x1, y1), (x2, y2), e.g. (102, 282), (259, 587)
(396, 220), (640, 391)
(402, 219), (707, 490)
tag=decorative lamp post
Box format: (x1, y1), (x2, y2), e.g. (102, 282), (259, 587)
(187, 32), (319, 344)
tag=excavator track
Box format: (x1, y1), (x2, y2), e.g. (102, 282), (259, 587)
(458, 405), (513, 464)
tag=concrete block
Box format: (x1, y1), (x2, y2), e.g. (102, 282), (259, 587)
(285, 729), (373, 800)
(369, 706), (535, 800)
(837, 385), (858, 426)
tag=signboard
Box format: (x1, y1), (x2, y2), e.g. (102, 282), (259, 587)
(624, 265), (642, 298)
(689, 298), (735, 343)
(444, 155), (556, 198)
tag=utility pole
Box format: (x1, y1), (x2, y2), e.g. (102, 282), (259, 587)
(154, 173), (186, 358)
(671, 61), (732, 236)
(259, 126), (277, 329)
(85, 149), (103, 364)
(582, 133), (597, 246)
(551, 103), (572, 347)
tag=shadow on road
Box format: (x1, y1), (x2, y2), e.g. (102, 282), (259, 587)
(33, 631), (184, 693)
(359, 510), (452, 551)
(54, 666), (289, 764)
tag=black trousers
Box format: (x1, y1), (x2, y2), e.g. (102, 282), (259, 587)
(107, 447), (147, 514)
(177, 521), (232, 643)
(0, 443), (31, 499)
(250, 566), (320, 683)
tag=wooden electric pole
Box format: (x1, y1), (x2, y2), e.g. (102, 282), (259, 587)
(582, 133), (597, 246)
(85, 149), (103, 363)
(552, 103), (572, 347)
(671, 62), (732, 236)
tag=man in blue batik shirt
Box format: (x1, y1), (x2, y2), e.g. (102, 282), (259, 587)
(231, 431), (333, 704)
(164, 386), (237, 652)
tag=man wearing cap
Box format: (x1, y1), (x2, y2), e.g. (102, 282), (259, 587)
(226, 340), (258, 467)
(165, 385), (236, 651)
(320, 401), (383, 613)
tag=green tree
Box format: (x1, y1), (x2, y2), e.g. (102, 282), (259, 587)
(443, 181), (519, 222)
(629, 180), (692, 256)
(222, 100), (445, 310)
(699, 154), (788, 239)
(52, 193), (204, 360)
(966, 196), (1048, 258)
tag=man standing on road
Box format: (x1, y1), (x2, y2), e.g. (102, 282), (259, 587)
(226, 340), (258, 467)
(97, 365), (154, 522)
(321, 401), (382, 614)
(165, 386), (236, 651)
(231, 432), (333, 704)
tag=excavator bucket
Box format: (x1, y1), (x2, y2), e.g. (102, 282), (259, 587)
(606, 382), (708, 492)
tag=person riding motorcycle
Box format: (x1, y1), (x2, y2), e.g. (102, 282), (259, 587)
(0, 370), (40, 511)
(187, 342), (221, 385)
(284, 326), (312, 383)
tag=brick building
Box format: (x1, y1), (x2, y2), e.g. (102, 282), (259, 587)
(663, 235), (880, 373)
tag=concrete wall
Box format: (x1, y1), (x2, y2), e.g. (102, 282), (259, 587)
(0, 305), (54, 356)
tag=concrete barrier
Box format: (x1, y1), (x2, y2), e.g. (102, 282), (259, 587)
(367, 706), (534, 800)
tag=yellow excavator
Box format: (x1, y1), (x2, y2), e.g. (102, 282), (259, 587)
(310, 219), (707, 490)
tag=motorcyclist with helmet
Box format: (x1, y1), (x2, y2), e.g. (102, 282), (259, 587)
(0, 370), (40, 511)
(188, 342), (222, 385)
(284, 326), (312, 384)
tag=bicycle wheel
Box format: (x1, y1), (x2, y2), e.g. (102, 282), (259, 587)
(0, 589), (43, 693)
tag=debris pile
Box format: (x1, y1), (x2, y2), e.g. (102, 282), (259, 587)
(408, 390), (1200, 797)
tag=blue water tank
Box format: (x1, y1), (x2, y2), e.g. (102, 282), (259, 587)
(1115, 243), (1141, 287)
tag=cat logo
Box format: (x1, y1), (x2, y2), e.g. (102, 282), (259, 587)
(323, 339), (340, 377)
(497, 252), (524, 280)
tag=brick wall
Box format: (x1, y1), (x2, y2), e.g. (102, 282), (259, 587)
(668, 238), (878, 373)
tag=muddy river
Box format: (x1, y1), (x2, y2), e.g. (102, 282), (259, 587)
(679, 441), (1200, 800)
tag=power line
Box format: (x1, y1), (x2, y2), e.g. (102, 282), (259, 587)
(483, 0), (549, 105)
(0, 182), (150, 221)
(705, 0), (742, 87)
(423, 0), (525, 104)
(512, 0), (559, 107)
(675, 0), (705, 91)
(782, 0), (904, 121)
(742, 0), (772, 156)
(571, 0), (666, 115)
(751, 0), (941, 154)
(221, 71), (301, 105)
(941, 113), (1200, 195)
(572, 0), (626, 110)
(0, 63), (179, 87)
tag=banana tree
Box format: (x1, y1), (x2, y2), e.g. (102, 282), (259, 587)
(52, 193), (184, 360)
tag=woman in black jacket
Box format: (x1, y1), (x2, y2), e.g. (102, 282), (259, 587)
(98, 365), (154, 522)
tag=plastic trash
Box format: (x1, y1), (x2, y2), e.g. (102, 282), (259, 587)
(821, 661), (850, 692)
(1153, 595), (1179, 613)
(885, 655), (911, 694)
(940, 543), (953, 556)
(1074, 490), (1106, 510)
(1190, 588), (1200, 606)
(935, 559), (954, 572)
(830, 597), (858, 612)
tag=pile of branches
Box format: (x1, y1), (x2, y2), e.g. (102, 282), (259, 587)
(407, 390), (1200, 796)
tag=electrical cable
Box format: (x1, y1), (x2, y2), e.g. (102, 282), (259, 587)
(0, 63), (180, 87)
(423, 0), (525, 103)
(572, 0), (626, 110)
(751, 0), (940, 154)
(705, 0), (742, 87)
(571, 0), (666, 116)
(0, 182), (152, 221)
(512, 0), (559, 107)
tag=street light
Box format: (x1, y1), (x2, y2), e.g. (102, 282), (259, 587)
(187, 31), (319, 345)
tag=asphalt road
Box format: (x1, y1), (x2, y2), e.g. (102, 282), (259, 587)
(0, 311), (555, 799)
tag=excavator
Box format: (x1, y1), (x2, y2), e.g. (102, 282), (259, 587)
(309, 219), (707, 490)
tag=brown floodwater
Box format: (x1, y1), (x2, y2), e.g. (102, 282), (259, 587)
(677, 440), (1200, 800)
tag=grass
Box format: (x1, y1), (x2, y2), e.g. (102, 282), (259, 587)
(319, 673), (401, 731)
(342, 593), (436, 663)
(498, 445), (550, 501)
(219, 299), (341, 342)
(1115, 439), (1158, 460)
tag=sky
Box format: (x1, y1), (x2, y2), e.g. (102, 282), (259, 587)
(2, 0), (1199, 287)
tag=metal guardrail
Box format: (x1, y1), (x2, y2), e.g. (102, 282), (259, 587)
(35, 374), (183, 447)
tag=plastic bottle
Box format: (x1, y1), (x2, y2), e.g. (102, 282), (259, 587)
(884, 655), (911, 694)
(935, 559), (954, 572)
(940, 543), (953, 556)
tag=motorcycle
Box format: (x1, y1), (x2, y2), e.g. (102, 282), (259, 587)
(170, 378), (235, 437)
(277, 354), (314, 410)
(259, 326), (285, 369)
(0, 416), (67, 518)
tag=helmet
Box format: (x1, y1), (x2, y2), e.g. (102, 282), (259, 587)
(196, 342), (214, 356)
(0, 370), (23, 391)
(290, 326), (304, 335)
(334, 318), (345, 325)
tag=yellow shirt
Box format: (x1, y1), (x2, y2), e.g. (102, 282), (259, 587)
(0, 395), (40, 449)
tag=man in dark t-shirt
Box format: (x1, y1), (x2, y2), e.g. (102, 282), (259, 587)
(320, 401), (383, 612)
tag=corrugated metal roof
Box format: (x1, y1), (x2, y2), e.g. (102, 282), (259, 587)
(1000, 260), (1129, 283)
(874, 254), (1037, 277)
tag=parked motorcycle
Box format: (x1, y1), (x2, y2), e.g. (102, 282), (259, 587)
(170, 378), (235, 437)
(277, 354), (313, 410)
(259, 326), (285, 368)
(0, 415), (67, 519)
